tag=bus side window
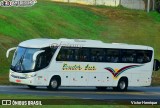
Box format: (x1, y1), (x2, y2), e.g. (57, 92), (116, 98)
(121, 50), (136, 63)
(74, 49), (80, 61)
(105, 49), (120, 63)
(36, 47), (54, 70)
(90, 49), (97, 62)
(143, 51), (152, 63)
(56, 47), (67, 61)
(111, 55), (119, 63)
(79, 48), (89, 62)
(122, 56), (127, 62)
(97, 49), (105, 62)
(57, 47), (82, 61)
(66, 49), (73, 61)
(105, 50), (111, 62)
(136, 50), (152, 63)
(91, 50), (96, 62)
(137, 56), (143, 63)
(143, 52), (151, 63)
(90, 48), (105, 62)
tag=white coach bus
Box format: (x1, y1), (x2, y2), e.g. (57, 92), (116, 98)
(6, 38), (160, 91)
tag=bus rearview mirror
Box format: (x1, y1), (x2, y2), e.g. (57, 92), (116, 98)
(33, 50), (45, 61)
(153, 59), (160, 71)
(6, 47), (17, 58)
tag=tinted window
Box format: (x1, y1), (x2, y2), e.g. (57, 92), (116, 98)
(121, 50), (136, 63)
(56, 47), (152, 63)
(136, 50), (152, 63)
(36, 47), (56, 70)
(90, 48), (105, 62)
(56, 47), (88, 61)
(105, 49), (120, 63)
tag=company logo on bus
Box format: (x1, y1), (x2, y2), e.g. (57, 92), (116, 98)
(104, 65), (143, 78)
(62, 63), (96, 71)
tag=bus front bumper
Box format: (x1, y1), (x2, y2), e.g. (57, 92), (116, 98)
(9, 70), (37, 86)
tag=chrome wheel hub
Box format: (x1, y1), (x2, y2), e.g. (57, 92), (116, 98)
(51, 80), (57, 88)
(120, 81), (126, 90)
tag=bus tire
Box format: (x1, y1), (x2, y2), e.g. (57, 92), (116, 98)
(27, 85), (36, 89)
(47, 78), (59, 90)
(117, 78), (128, 91)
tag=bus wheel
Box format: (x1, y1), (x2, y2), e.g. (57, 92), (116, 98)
(27, 85), (36, 89)
(96, 87), (107, 91)
(47, 78), (59, 90)
(117, 78), (128, 91)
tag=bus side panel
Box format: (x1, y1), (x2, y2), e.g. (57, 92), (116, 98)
(71, 72), (88, 86)
(60, 72), (70, 86)
(88, 73), (109, 86)
(129, 63), (153, 87)
(130, 71), (152, 86)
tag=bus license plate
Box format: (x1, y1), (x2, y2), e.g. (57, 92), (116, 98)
(16, 79), (21, 83)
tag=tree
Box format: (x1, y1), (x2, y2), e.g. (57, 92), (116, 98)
(147, 0), (151, 12)
(155, 0), (160, 12)
(94, 0), (96, 5)
(153, 0), (155, 10)
(119, 0), (122, 5)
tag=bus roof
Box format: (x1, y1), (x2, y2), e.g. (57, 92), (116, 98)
(19, 38), (153, 50)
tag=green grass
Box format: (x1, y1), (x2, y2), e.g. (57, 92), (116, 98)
(0, 0), (160, 85)
(0, 1), (102, 39)
(0, 94), (68, 99)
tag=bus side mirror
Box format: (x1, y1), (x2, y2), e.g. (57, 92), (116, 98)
(153, 59), (160, 71)
(6, 47), (17, 58)
(33, 50), (45, 61)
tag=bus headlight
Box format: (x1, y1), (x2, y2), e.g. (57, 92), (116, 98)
(25, 74), (37, 78)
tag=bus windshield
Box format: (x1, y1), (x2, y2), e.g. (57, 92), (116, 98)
(11, 47), (40, 72)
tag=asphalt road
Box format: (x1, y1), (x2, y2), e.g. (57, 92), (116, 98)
(0, 86), (160, 100)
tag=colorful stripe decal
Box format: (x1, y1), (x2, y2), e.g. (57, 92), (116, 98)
(104, 65), (143, 78)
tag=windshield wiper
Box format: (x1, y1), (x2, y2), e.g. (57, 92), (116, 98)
(14, 50), (26, 72)
(14, 55), (24, 72)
